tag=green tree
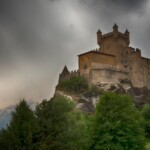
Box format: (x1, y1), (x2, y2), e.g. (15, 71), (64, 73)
(35, 96), (89, 150)
(89, 93), (145, 150)
(141, 104), (150, 138)
(0, 100), (38, 150)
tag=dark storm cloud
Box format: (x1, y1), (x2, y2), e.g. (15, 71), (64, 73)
(0, 0), (44, 50)
(105, 0), (147, 11)
(80, 0), (147, 10)
(79, 0), (148, 24)
(78, 0), (148, 28)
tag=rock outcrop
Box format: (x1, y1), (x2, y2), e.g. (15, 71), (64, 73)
(55, 79), (150, 113)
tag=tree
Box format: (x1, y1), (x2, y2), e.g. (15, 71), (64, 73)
(141, 104), (150, 138)
(89, 92), (145, 150)
(35, 96), (89, 150)
(0, 100), (38, 150)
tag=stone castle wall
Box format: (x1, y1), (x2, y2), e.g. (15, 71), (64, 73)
(59, 69), (79, 82)
(90, 68), (129, 85)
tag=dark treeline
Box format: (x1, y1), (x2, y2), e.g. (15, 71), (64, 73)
(0, 93), (150, 150)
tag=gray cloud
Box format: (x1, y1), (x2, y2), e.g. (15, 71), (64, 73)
(80, 0), (147, 10)
(0, 0), (150, 108)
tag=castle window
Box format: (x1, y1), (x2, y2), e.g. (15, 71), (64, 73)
(83, 64), (87, 69)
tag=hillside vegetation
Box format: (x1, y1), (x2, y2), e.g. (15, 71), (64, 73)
(0, 76), (150, 149)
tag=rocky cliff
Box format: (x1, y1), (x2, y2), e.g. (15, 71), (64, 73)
(55, 77), (150, 113)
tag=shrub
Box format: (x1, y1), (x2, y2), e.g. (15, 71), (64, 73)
(58, 76), (88, 93)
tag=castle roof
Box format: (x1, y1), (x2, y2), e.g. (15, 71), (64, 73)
(113, 23), (118, 29)
(125, 28), (129, 33)
(97, 29), (102, 34)
(60, 65), (69, 75)
(78, 50), (115, 57)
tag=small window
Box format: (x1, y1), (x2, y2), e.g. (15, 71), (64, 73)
(83, 64), (87, 69)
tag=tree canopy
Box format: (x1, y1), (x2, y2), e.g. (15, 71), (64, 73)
(0, 93), (148, 150)
(35, 95), (89, 150)
(0, 100), (38, 150)
(89, 93), (145, 150)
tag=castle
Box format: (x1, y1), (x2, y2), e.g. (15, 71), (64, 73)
(59, 24), (150, 89)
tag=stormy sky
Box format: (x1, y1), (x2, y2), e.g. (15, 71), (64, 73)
(0, 0), (150, 108)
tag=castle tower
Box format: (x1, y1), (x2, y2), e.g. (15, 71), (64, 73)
(96, 24), (130, 66)
(97, 29), (102, 47)
(124, 28), (130, 45)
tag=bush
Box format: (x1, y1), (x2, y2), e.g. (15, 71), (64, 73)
(58, 76), (88, 93)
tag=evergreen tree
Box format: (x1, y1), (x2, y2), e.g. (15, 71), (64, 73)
(0, 100), (38, 150)
(89, 93), (145, 150)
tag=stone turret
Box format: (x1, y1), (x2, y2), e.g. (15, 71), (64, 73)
(113, 23), (118, 32)
(97, 29), (102, 47)
(59, 66), (70, 82)
(124, 28), (130, 45)
(125, 28), (129, 34)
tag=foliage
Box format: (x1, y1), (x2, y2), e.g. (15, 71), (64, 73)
(58, 76), (88, 93)
(0, 97), (90, 150)
(0, 100), (38, 150)
(88, 92), (145, 150)
(145, 141), (150, 150)
(141, 104), (150, 138)
(35, 95), (89, 150)
(0, 92), (148, 150)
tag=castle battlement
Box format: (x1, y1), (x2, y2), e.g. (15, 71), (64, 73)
(97, 24), (130, 47)
(70, 70), (79, 75)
